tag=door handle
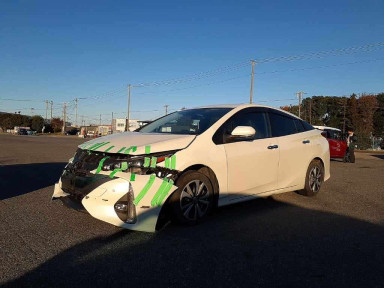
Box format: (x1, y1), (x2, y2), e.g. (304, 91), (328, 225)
(302, 140), (310, 144)
(267, 145), (279, 149)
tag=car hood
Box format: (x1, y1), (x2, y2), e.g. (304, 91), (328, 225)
(79, 132), (196, 154)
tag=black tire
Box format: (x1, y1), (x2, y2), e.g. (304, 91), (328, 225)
(169, 171), (214, 225)
(298, 159), (324, 197)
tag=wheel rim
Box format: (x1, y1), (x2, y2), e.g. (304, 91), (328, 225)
(309, 165), (322, 193)
(179, 180), (211, 221)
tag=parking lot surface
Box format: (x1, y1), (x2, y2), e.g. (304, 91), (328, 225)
(0, 134), (383, 287)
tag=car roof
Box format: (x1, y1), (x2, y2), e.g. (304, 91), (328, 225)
(187, 104), (301, 119)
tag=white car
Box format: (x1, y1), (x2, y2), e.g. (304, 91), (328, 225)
(53, 104), (330, 232)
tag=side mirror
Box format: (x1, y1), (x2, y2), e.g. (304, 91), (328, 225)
(228, 126), (256, 141)
(321, 131), (327, 138)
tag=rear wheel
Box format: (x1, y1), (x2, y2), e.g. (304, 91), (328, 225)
(298, 159), (324, 197)
(169, 171), (214, 225)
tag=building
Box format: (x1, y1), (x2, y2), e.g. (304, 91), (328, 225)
(80, 125), (112, 137)
(112, 119), (140, 133)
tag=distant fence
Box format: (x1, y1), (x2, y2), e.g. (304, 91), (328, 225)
(355, 137), (383, 150)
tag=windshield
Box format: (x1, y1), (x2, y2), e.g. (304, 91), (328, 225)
(138, 108), (232, 135)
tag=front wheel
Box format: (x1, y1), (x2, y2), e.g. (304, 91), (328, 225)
(298, 159), (324, 197)
(169, 171), (214, 225)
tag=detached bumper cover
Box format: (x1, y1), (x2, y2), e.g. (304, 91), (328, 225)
(53, 173), (177, 232)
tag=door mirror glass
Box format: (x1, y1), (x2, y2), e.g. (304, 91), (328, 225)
(230, 126), (256, 139)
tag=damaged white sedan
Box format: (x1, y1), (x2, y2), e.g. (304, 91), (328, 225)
(53, 104), (330, 232)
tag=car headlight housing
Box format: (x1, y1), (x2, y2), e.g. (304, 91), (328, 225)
(100, 151), (177, 175)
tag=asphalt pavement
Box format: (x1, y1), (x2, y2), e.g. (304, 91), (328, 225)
(0, 134), (383, 287)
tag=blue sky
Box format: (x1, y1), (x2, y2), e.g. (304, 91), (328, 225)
(0, 0), (383, 124)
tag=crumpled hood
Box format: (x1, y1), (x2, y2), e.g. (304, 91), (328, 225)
(79, 132), (196, 154)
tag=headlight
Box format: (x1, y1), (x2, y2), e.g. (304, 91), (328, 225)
(99, 151), (177, 175)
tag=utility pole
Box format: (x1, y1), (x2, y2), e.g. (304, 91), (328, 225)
(75, 98), (78, 127)
(62, 103), (67, 134)
(45, 100), (48, 121)
(126, 84), (131, 132)
(50, 101), (53, 122)
(99, 114), (102, 125)
(249, 60), (256, 104)
(81, 115), (84, 126)
(111, 112), (114, 134)
(309, 98), (312, 124)
(296, 91), (307, 118)
(164, 105), (169, 115)
(31, 108), (34, 116)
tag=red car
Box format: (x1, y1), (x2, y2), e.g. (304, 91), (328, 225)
(314, 126), (348, 159)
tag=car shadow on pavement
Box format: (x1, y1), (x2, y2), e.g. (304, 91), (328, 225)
(0, 162), (67, 200)
(371, 154), (384, 160)
(2, 197), (384, 288)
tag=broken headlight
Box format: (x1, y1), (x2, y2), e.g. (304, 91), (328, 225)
(100, 151), (176, 175)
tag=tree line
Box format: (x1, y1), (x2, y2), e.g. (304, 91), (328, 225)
(281, 92), (384, 149)
(0, 113), (64, 133)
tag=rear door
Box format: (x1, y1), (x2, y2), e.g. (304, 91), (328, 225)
(268, 111), (314, 189)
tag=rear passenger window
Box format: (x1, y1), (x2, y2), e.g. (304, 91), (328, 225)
(268, 113), (297, 137)
(302, 121), (314, 131)
(294, 119), (305, 133)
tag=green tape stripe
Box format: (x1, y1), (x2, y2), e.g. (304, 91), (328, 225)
(124, 146), (137, 154)
(151, 178), (169, 206)
(156, 179), (174, 206)
(130, 173), (136, 182)
(143, 157), (150, 167)
(133, 174), (156, 206)
(145, 145), (151, 154)
(121, 162), (128, 170)
(171, 155), (176, 169)
(164, 157), (170, 168)
(150, 157), (157, 168)
(87, 143), (100, 150)
(109, 162), (128, 178)
(91, 142), (110, 151)
(104, 145), (115, 152)
(116, 147), (126, 153)
(95, 156), (109, 174)
(109, 169), (121, 178)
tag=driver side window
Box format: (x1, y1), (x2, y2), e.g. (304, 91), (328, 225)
(213, 109), (270, 145)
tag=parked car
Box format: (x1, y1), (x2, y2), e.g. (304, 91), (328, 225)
(17, 128), (28, 135)
(53, 104), (330, 232)
(65, 128), (79, 136)
(314, 126), (348, 159)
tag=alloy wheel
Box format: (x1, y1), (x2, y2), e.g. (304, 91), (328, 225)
(309, 166), (322, 193)
(179, 180), (211, 221)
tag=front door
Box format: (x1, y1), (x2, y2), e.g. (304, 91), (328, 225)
(213, 108), (279, 197)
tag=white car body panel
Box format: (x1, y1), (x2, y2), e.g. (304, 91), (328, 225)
(80, 132), (196, 154)
(53, 104), (330, 232)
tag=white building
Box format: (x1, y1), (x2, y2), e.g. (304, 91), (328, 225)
(112, 119), (140, 133)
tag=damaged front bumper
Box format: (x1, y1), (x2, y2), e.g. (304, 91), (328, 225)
(53, 171), (177, 233)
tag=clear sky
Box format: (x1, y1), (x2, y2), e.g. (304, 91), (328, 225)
(0, 0), (383, 124)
